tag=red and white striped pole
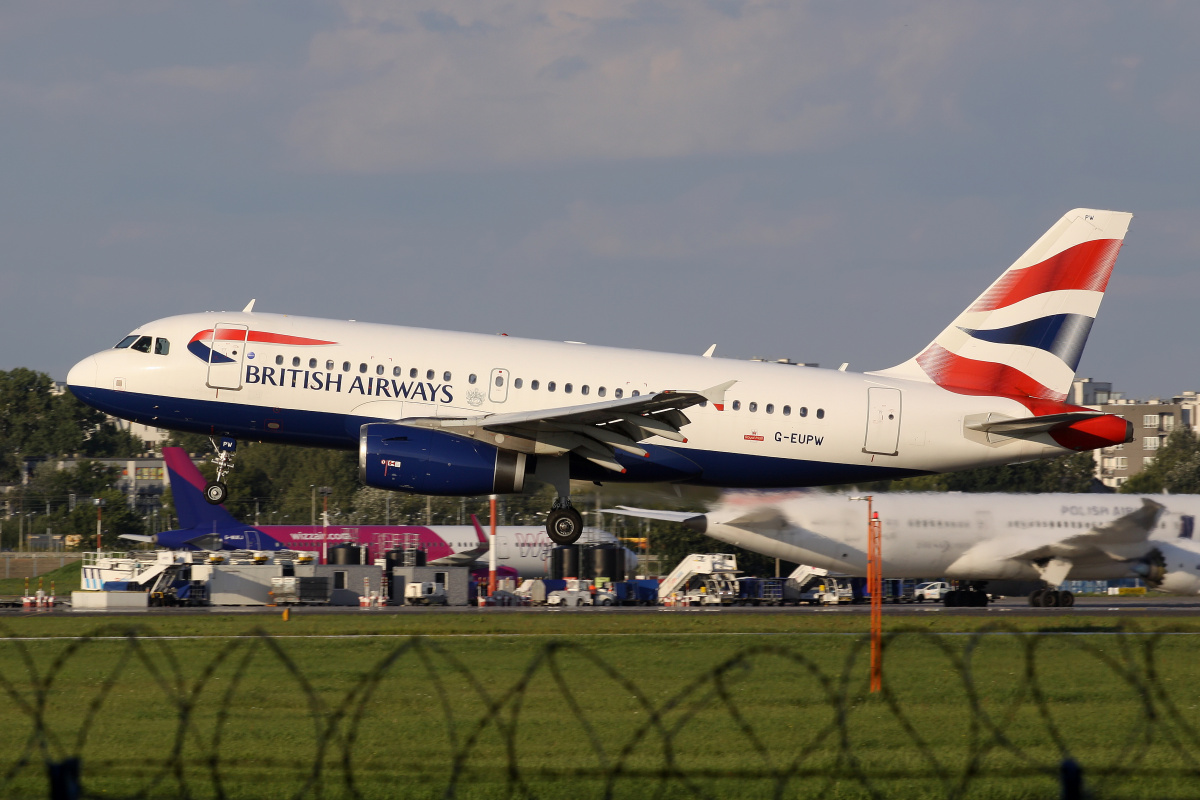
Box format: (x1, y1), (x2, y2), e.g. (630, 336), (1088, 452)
(488, 495), (498, 597)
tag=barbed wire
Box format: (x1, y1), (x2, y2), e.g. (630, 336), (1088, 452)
(0, 623), (1198, 799)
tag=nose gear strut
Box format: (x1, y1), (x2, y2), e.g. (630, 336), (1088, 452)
(204, 437), (237, 505)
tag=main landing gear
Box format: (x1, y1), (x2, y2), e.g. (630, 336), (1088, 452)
(1029, 588), (1074, 608)
(204, 437), (238, 505)
(546, 498), (583, 546)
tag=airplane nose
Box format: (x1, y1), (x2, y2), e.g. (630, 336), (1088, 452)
(67, 355), (98, 389)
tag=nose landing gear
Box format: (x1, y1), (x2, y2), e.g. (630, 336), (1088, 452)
(204, 437), (238, 505)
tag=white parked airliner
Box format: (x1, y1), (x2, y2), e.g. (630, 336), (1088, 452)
(610, 492), (1200, 606)
(68, 209), (1135, 545)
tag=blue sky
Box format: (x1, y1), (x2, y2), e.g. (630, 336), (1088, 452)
(4, 1), (1197, 398)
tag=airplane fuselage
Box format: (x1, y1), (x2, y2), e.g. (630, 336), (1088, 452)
(68, 311), (1095, 489)
(701, 492), (1200, 590)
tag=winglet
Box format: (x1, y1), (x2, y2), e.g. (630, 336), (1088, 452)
(470, 513), (487, 544)
(700, 379), (737, 411)
(242, 299), (256, 313)
(702, 344), (716, 358)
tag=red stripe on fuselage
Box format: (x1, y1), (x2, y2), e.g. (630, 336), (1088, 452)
(190, 329), (337, 346)
(969, 239), (1122, 312)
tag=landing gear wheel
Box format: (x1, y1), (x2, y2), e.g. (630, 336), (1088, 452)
(1041, 590), (1060, 608)
(1029, 589), (1045, 607)
(205, 481), (228, 505)
(1060, 590), (1074, 608)
(546, 507), (583, 545)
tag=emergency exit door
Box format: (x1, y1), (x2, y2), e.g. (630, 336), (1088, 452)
(205, 323), (249, 390)
(863, 387), (902, 456)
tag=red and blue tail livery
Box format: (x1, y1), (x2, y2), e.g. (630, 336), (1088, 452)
(73, 208), (1136, 546)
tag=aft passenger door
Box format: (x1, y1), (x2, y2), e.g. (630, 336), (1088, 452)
(863, 387), (901, 456)
(206, 323), (249, 390)
(489, 368), (510, 403)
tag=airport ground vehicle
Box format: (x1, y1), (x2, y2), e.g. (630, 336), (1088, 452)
(913, 581), (950, 603)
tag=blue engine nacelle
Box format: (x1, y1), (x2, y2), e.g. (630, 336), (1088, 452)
(358, 424), (528, 495)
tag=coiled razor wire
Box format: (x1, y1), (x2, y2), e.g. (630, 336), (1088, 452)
(0, 623), (1198, 799)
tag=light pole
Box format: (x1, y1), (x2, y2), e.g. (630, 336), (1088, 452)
(318, 487), (332, 562)
(850, 495), (883, 693)
(94, 498), (106, 553)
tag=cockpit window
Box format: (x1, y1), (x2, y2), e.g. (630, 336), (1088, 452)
(130, 336), (152, 353)
(115, 335), (139, 349)
(154, 338), (170, 355)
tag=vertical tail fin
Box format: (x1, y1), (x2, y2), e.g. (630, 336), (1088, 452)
(875, 208), (1133, 401)
(162, 447), (241, 531)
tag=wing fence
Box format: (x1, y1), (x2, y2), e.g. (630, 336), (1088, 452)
(1, 623), (1198, 799)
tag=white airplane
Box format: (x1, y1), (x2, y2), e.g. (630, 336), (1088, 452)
(67, 208), (1135, 546)
(610, 492), (1200, 606)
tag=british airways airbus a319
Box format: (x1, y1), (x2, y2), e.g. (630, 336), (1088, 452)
(68, 209), (1136, 545)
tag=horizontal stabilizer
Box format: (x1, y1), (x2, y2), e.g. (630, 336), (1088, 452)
(966, 411), (1103, 437)
(119, 533), (155, 543)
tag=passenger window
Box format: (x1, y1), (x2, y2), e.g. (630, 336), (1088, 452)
(766, 404), (774, 414)
(615, 388), (623, 398)
(581, 385), (589, 395)
(732, 400), (741, 411)
(632, 390), (640, 397)
(359, 363), (367, 373)
(816, 408), (825, 419)
(699, 399), (707, 407)
(427, 369), (435, 380)
(799, 407), (808, 417)
(531, 380), (540, 390)
(443, 371), (451, 382)
(514, 378), (523, 389)
(276, 355), (284, 366)
(154, 338), (170, 355)
(469, 374), (477, 384)
(548, 382), (556, 392)
(292, 357), (301, 367)
(564, 383), (573, 393)
(783, 405), (791, 416)
(131, 336), (152, 353)
(327, 360), (335, 371)
(598, 387), (606, 397)
(342, 361), (351, 372)
(410, 368), (417, 378)
(115, 335), (139, 349)
(393, 366), (402, 377)
(495, 375), (505, 387)
(749, 402), (758, 413)
(376, 365), (384, 375)
(309, 358), (317, 369)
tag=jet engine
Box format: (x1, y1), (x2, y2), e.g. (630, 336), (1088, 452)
(359, 424), (527, 496)
(1129, 547), (1166, 588)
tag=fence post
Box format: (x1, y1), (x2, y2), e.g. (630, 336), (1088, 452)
(47, 757), (81, 800)
(1060, 758), (1082, 800)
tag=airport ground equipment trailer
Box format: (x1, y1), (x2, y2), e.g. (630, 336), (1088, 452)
(737, 577), (784, 605)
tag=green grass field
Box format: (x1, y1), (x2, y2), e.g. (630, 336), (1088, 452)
(2, 613), (1198, 799)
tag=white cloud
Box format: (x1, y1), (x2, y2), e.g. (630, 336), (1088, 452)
(287, 1), (996, 172)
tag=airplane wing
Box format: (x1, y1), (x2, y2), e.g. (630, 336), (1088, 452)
(429, 514), (491, 566)
(398, 380), (736, 474)
(605, 506), (708, 530)
(953, 498), (1166, 572)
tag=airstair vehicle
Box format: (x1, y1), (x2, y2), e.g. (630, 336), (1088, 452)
(658, 554), (741, 605)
